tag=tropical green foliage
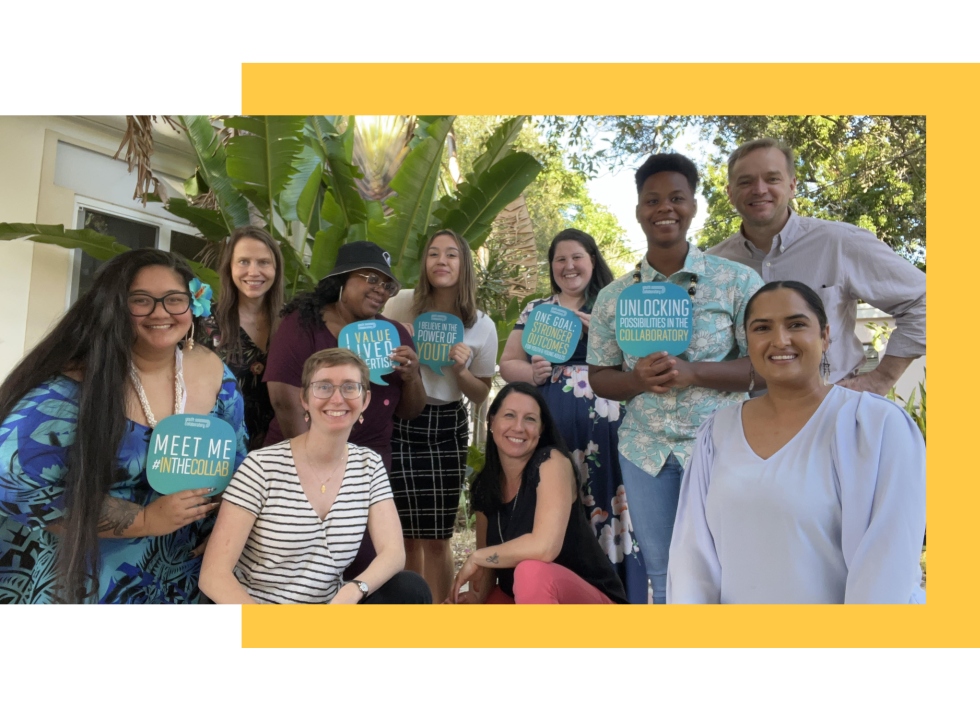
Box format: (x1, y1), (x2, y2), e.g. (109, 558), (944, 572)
(2, 115), (543, 300)
(453, 116), (637, 287)
(543, 115), (925, 265)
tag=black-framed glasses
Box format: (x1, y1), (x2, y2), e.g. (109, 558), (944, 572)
(310, 381), (365, 400)
(128, 292), (192, 316)
(355, 272), (400, 295)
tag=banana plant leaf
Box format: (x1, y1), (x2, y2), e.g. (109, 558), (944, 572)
(163, 199), (229, 243)
(311, 228), (345, 279)
(470, 115), (527, 179)
(280, 144), (323, 228)
(0, 223), (129, 261)
(225, 115), (306, 221)
(177, 116), (250, 233)
(371, 115), (455, 285)
(307, 116), (367, 230)
(434, 151), (542, 250)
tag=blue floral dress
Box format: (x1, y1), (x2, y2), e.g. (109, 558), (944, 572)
(515, 296), (647, 604)
(0, 367), (247, 603)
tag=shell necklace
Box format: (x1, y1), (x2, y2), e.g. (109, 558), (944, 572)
(129, 348), (186, 428)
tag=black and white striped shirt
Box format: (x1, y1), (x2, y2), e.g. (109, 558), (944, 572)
(222, 441), (393, 604)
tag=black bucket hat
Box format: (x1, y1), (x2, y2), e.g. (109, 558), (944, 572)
(325, 241), (396, 281)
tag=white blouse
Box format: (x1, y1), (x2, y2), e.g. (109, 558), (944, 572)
(667, 386), (926, 604)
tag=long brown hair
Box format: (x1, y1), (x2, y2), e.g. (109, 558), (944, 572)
(411, 229), (478, 328)
(214, 226), (284, 361)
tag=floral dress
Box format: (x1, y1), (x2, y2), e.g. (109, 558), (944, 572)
(515, 296), (647, 604)
(199, 315), (274, 450)
(0, 367), (248, 603)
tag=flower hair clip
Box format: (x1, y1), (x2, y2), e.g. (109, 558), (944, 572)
(189, 278), (213, 318)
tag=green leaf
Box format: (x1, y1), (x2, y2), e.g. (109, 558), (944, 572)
(177, 116), (249, 233)
(471, 115), (527, 178)
(225, 115), (306, 221)
(437, 152), (543, 249)
(311, 229), (345, 279)
(0, 223), (128, 261)
(371, 115), (455, 285)
(163, 199), (229, 243)
(279, 144), (323, 225)
(307, 116), (367, 231)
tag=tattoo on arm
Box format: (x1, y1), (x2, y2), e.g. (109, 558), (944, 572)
(97, 497), (142, 537)
(486, 552), (500, 565)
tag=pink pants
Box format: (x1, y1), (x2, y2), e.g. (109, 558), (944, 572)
(484, 560), (616, 605)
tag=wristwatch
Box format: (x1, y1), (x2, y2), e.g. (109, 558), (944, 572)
(350, 580), (369, 600)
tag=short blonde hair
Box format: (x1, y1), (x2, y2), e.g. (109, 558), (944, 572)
(728, 138), (796, 178)
(300, 348), (370, 399)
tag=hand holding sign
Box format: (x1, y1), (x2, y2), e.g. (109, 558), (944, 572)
(521, 304), (583, 364)
(147, 414), (238, 495)
(615, 283), (693, 357)
(414, 312), (465, 376)
(338, 319), (400, 386)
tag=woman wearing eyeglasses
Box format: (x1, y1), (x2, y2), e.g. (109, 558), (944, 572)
(198, 226), (284, 450)
(262, 241), (425, 575)
(0, 249), (248, 603)
(201, 348), (430, 604)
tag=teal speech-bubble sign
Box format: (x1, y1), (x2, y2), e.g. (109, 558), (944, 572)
(146, 414), (237, 495)
(521, 304), (583, 363)
(615, 282), (693, 357)
(413, 312), (464, 376)
(338, 319), (400, 386)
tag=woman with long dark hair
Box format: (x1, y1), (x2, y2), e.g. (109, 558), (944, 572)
(499, 229), (645, 602)
(386, 229), (497, 603)
(199, 225), (284, 449)
(0, 249), (247, 603)
(667, 281), (926, 603)
(447, 382), (626, 604)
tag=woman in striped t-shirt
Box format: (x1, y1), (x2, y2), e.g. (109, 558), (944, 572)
(200, 349), (430, 604)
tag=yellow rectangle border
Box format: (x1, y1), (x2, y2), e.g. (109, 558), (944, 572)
(242, 62), (969, 648)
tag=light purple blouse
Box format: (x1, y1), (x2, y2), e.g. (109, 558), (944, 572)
(667, 386), (926, 604)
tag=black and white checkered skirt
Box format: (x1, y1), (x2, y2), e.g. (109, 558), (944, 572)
(389, 400), (469, 540)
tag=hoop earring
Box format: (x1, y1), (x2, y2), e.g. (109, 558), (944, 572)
(820, 351), (831, 385)
(184, 326), (195, 351)
(338, 286), (343, 303)
(748, 364), (755, 393)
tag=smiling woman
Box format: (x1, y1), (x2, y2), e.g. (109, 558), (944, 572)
(201, 348), (430, 605)
(667, 281), (927, 604)
(199, 226), (285, 449)
(0, 248), (248, 603)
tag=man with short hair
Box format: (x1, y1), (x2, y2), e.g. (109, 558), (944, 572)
(708, 138), (926, 395)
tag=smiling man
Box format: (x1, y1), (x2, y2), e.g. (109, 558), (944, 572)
(707, 138), (926, 396)
(587, 153), (762, 603)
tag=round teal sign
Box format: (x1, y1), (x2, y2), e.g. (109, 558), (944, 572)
(413, 312), (464, 376)
(338, 319), (400, 386)
(147, 414), (237, 495)
(615, 282), (693, 357)
(521, 304), (583, 363)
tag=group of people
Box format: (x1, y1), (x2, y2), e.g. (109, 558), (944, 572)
(0, 137), (926, 605)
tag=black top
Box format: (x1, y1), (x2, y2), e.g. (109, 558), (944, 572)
(477, 445), (628, 604)
(199, 315), (274, 451)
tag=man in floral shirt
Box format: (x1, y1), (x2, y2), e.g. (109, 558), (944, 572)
(587, 153), (763, 603)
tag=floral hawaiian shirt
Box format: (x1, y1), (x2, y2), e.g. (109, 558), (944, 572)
(586, 243), (763, 475)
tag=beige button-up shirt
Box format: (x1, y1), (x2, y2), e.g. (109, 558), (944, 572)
(707, 211), (926, 383)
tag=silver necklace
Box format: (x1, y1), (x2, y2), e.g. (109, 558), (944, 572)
(497, 484), (520, 541)
(129, 348), (184, 428)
